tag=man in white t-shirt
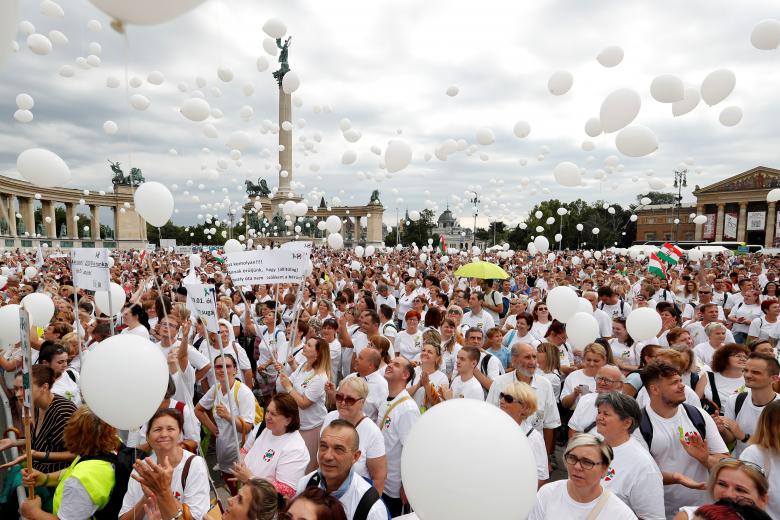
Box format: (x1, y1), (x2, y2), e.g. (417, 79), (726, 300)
(681, 286), (726, 322)
(634, 362), (728, 518)
(297, 420), (388, 520)
(597, 286), (631, 319)
(377, 356), (420, 517)
(348, 348), (389, 423)
(480, 280), (505, 324)
(723, 278), (750, 317)
(583, 290), (613, 339)
(462, 328), (504, 392)
(718, 352), (780, 457)
(684, 304), (736, 347)
(486, 342), (560, 460)
(375, 284), (397, 313)
(568, 365), (625, 438)
(460, 291), (495, 335)
(444, 347), (485, 401)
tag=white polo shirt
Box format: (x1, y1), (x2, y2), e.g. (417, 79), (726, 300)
(376, 390), (420, 498)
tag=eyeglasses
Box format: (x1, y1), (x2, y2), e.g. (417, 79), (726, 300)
(564, 453), (602, 470)
(499, 393), (521, 404)
(536, 307), (548, 311)
(596, 376), (622, 386)
(699, 291), (711, 294)
(335, 393), (364, 407)
(730, 354), (748, 361)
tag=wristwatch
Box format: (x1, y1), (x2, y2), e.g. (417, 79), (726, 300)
(741, 433), (751, 443)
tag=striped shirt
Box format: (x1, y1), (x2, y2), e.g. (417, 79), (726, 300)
(32, 394), (77, 473)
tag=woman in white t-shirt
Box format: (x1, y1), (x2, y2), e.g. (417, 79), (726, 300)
(530, 304), (552, 339)
(740, 400), (780, 520)
(406, 343), (449, 410)
(728, 288), (762, 344)
(232, 393), (310, 500)
(595, 392), (665, 520)
(438, 318), (462, 380)
(695, 343), (748, 410)
(321, 377), (387, 493)
(747, 299), (780, 345)
(277, 336), (330, 473)
(535, 343), (562, 400)
(394, 310), (423, 361)
(674, 458), (770, 519)
(608, 318), (641, 375)
(561, 343), (608, 410)
(119, 409), (211, 520)
(499, 381), (549, 486)
(502, 312), (541, 350)
(694, 322), (728, 367)
(120, 303), (151, 338)
(529, 434), (637, 519)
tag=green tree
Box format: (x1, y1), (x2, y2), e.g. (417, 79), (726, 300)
(637, 191), (676, 205)
(400, 209), (435, 246)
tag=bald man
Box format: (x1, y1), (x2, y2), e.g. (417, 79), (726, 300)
(568, 364), (625, 438)
(347, 348), (388, 423)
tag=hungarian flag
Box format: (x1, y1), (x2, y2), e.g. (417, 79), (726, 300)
(658, 242), (683, 265)
(212, 250), (226, 264)
(648, 253), (667, 278)
(438, 236), (447, 254)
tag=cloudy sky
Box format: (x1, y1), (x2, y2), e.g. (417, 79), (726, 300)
(1, 0), (779, 233)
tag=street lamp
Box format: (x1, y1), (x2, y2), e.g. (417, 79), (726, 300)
(470, 191), (480, 247)
(673, 169), (688, 244)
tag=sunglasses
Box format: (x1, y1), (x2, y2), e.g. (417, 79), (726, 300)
(721, 457), (766, 476)
(335, 393), (364, 406)
(499, 392), (520, 404)
(536, 307), (548, 311)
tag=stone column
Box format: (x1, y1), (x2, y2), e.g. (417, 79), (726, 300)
(695, 204), (705, 241)
(66, 203), (77, 239)
(18, 197), (35, 237)
(1, 195), (17, 236)
(366, 211), (384, 245)
(737, 202), (748, 243)
(354, 215), (362, 245)
(277, 86), (292, 197)
(90, 205), (100, 240)
(767, 202), (777, 248)
(41, 200), (56, 237)
(715, 203), (725, 241)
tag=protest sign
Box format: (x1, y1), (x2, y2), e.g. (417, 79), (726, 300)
(70, 248), (110, 291)
(225, 246), (310, 285)
(186, 283), (219, 332)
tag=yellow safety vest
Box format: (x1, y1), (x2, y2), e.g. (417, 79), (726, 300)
(52, 456), (115, 516)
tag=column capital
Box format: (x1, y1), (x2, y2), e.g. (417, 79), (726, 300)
(739, 202), (748, 209)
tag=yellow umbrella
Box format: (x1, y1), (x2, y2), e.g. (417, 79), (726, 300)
(454, 261), (509, 280)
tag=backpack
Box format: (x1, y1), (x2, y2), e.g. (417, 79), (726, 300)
(76, 446), (141, 520)
(305, 472), (382, 520)
(734, 391), (749, 418)
(639, 403), (706, 449)
(498, 294), (511, 319)
(479, 352), (493, 376)
(212, 382), (265, 444)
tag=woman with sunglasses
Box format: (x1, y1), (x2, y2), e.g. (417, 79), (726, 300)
(320, 377), (387, 493)
(232, 393), (309, 500)
(530, 303), (551, 339)
(740, 400), (780, 519)
(529, 434), (636, 519)
(498, 382), (548, 488)
(674, 458), (769, 519)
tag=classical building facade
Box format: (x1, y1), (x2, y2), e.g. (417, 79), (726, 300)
(635, 166), (780, 247)
(0, 176), (146, 249)
(434, 207), (474, 249)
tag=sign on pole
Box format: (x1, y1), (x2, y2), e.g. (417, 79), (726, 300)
(225, 246), (311, 285)
(70, 248), (110, 291)
(186, 283), (219, 332)
(20, 309), (32, 410)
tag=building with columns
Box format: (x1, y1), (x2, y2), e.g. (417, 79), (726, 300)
(0, 176), (146, 249)
(635, 166), (780, 247)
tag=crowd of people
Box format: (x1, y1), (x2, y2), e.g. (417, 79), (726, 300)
(0, 244), (778, 519)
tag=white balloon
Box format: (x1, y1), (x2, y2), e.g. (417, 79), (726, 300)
(16, 148), (71, 187)
(262, 37), (278, 56)
(22, 293), (54, 328)
(547, 286), (579, 323)
(48, 29), (67, 46)
(584, 117), (602, 137)
(385, 140), (412, 173)
(535, 210), (543, 219)
(615, 125), (659, 157)
(365, 245), (375, 257)
(577, 296), (592, 313)
(693, 215), (708, 225)
(16, 93), (33, 110)
(548, 70), (573, 95)
(719, 106), (743, 127)
(596, 45), (624, 67)
(513, 120), (531, 138)
(341, 150), (357, 165)
(648, 178), (666, 190)
(475, 127), (495, 145)
(672, 87), (700, 117)
(94, 282), (126, 317)
(282, 71), (300, 94)
(227, 131), (252, 151)
(27, 33), (52, 55)
(87, 0), (204, 25)
(354, 245), (365, 257)
(223, 238), (243, 253)
(600, 88), (641, 132)
(566, 312), (600, 348)
(106, 76), (120, 88)
(650, 74), (684, 103)
(325, 215), (342, 233)
(553, 161), (582, 187)
(751, 19), (780, 50)
(409, 210), (421, 221)
(327, 232), (344, 249)
(202, 124), (218, 138)
(81, 335), (168, 430)
(402, 400), (536, 520)
(445, 85), (459, 96)
(40, 0), (64, 18)
(147, 70), (164, 85)
(640, 197), (652, 205)
(24, 266), (37, 280)
(545, 216), (556, 225)
(130, 94), (150, 111)
(592, 227), (600, 235)
(555, 233), (563, 242)
(59, 65), (75, 77)
(0, 305), (30, 346)
(533, 235), (549, 254)
(626, 307), (662, 341)
(179, 98), (211, 122)
(262, 18), (286, 39)
(103, 120), (118, 135)
(767, 188), (780, 203)
(14, 109), (32, 123)
(256, 56), (269, 72)
(134, 181), (174, 227)
(701, 69), (736, 106)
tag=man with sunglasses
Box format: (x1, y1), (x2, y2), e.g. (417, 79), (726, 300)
(681, 285), (725, 322)
(568, 365), (625, 438)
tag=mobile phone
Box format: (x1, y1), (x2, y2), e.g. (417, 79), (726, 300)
(577, 385), (591, 394)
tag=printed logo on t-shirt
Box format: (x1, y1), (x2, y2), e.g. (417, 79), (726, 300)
(530, 411), (544, 430)
(677, 427), (699, 443)
(263, 448), (276, 462)
(384, 417), (392, 429)
(603, 467), (616, 482)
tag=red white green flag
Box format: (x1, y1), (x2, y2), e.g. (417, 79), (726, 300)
(658, 242), (683, 265)
(438, 237), (447, 253)
(648, 253), (667, 278)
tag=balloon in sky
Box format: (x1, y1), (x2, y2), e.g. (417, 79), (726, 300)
(134, 181), (174, 227)
(584, 117), (602, 137)
(88, 0), (205, 26)
(596, 45), (624, 67)
(385, 140), (412, 173)
(650, 74), (684, 103)
(553, 161), (582, 187)
(719, 106), (742, 127)
(615, 125), (659, 157)
(181, 98), (211, 121)
(751, 19), (780, 50)
(548, 70), (573, 95)
(599, 88), (641, 132)
(672, 87), (700, 117)
(224, 239), (243, 253)
(262, 18), (287, 39)
(327, 232), (344, 249)
(17, 148), (71, 187)
(475, 127), (495, 145)
(325, 215), (342, 233)
(513, 121), (531, 138)
(693, 215), (708, 225)
(282, 71), (300, 94)
(701, 69), (736, 106)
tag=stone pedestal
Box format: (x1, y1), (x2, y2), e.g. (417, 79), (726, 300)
(113, 185), (146, 241)
(737, 202), (748, 243)
(41, 200), (56, 237)
(90, 205), (100, 240)
(66, 203), (77, 239)
(277, 87), (293, 197)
